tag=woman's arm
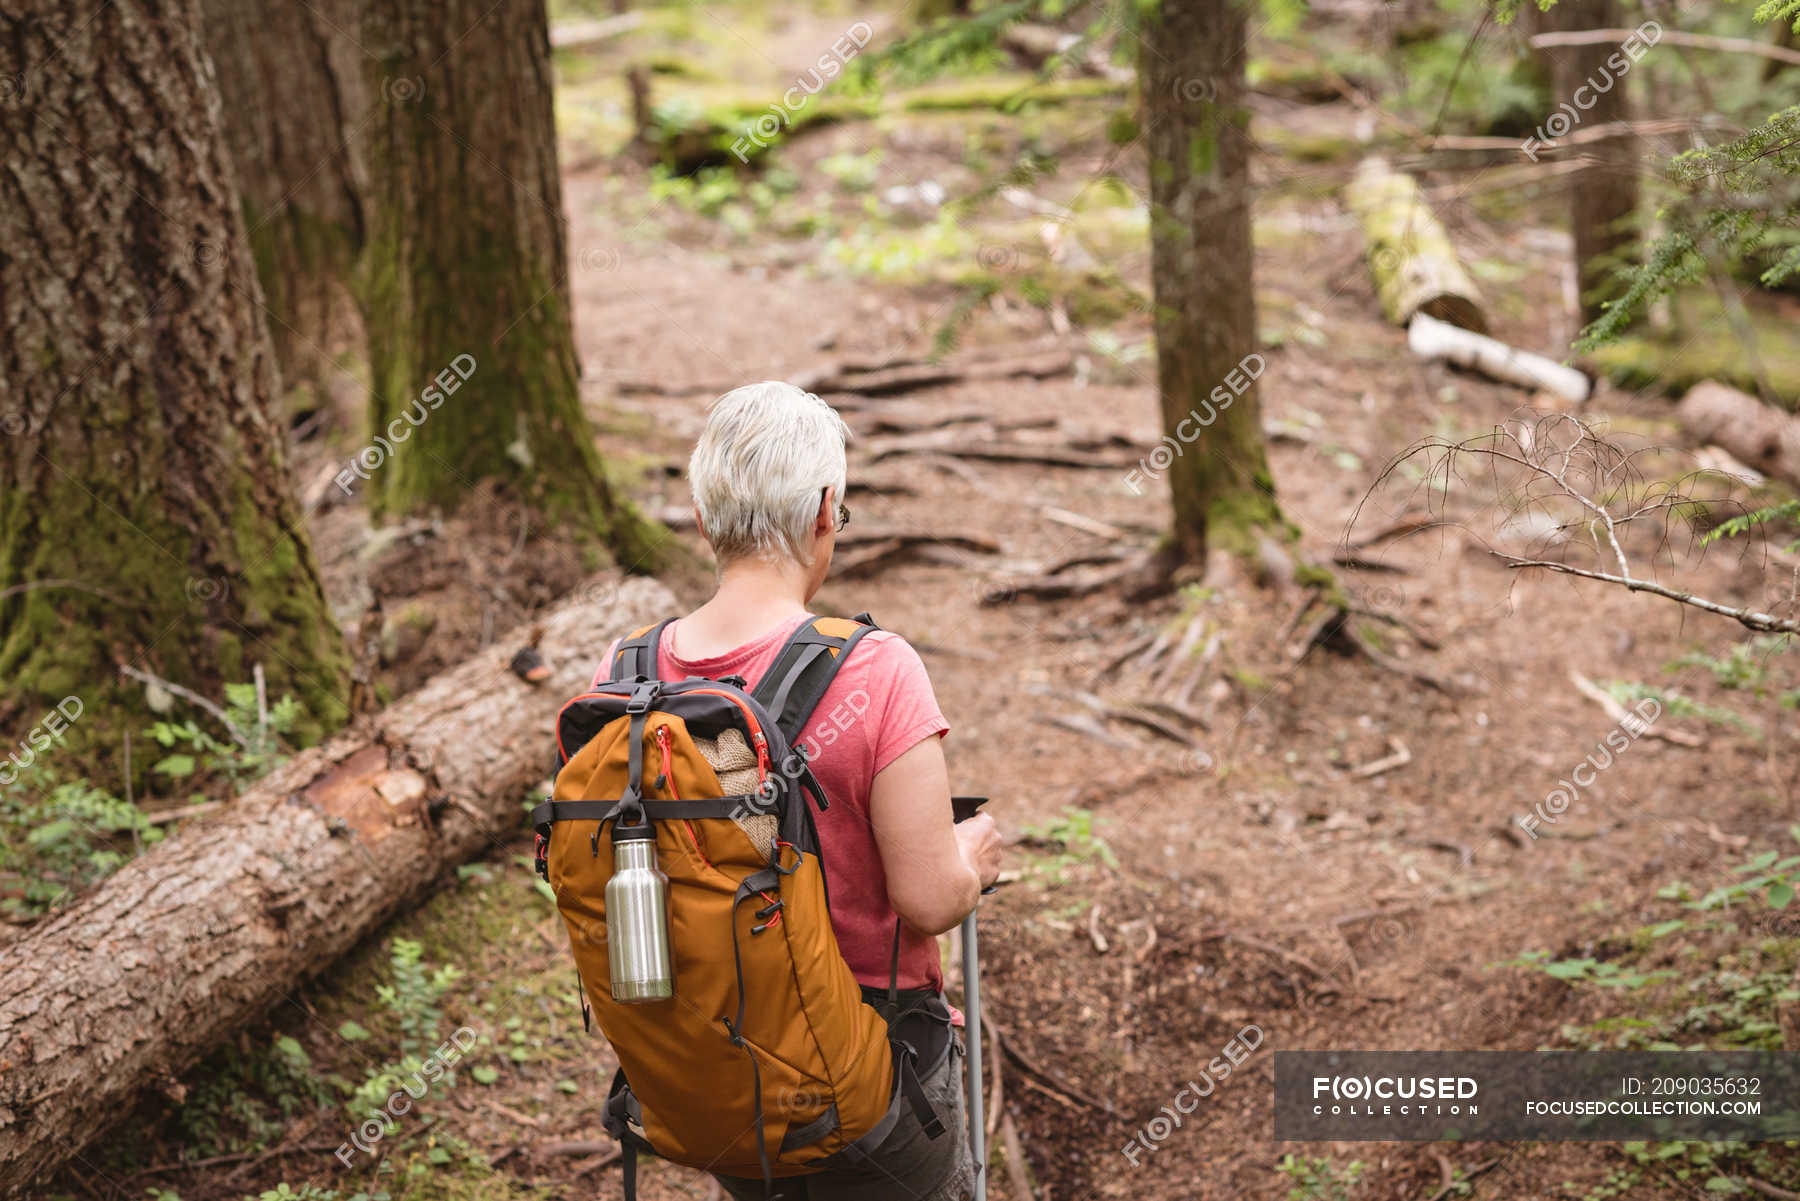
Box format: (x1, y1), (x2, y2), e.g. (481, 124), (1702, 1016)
(868, 736), (1001, 936)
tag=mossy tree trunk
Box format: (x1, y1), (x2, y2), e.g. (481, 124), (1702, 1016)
(0, 579), (675, 1197)
(199, 0), (368, 418)
(0, 0), (352, 765)
(1535, 0), (1639, 325)
(356, 0), (659, 563)
(1139, 0), (1288, 566)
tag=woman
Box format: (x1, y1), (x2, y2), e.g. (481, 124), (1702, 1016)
(613, 380), (1002, 1201)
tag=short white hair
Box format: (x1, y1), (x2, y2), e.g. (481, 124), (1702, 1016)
(689, 381), (851, 565)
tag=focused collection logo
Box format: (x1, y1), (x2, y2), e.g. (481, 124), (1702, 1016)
(1311, 1074), (1480, 1116)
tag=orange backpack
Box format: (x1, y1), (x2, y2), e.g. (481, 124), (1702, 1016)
(532, 615), (946, 1198)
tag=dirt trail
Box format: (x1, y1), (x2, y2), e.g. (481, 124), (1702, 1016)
(562, 145), (1786, 1198)
(50, 57), (1790, 1201)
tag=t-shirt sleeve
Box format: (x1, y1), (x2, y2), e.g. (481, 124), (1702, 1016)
(865, 634), (950, 777)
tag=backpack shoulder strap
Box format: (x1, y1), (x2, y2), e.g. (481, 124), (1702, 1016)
(752, 613), (878, 745)
(608, 619), (673, 682)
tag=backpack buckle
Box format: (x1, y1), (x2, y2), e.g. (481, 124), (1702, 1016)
(625, 681), (660, 714)
(534, 833), (549, 881)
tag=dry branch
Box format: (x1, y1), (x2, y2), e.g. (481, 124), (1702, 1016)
(1527, 27), (1800, 67)
(1000, 1113), (1038, 1201)
(829, 529), (1002, 579)
(1503, 558), (1800, 635)
(549, 12), (643, 51)
(1350, 737), (1413, 778)
(0, 577), (676, 1195)
(1036, 712), (1135, 749)
(865, 436), (1135, 471)
(1569, 670), (1705, 748)
(1427, 118), (1728, 153)
(988, 1016), (1122, 1116)
(795, 350), (1073, 397)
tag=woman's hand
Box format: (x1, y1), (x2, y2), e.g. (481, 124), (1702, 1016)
(954, 812), (1002, 890)
(870, 737), (983, 934)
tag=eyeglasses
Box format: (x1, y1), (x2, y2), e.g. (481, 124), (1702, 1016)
(823, 488), (849, 533)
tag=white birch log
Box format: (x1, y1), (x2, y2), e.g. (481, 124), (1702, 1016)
(1407, 312), (1593, 403)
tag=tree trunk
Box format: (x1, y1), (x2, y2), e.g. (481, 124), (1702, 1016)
(356, 0), (658, 563)
(1536, 0), (1640, 325)
(199, 0), (368, 420)
(1138, 0), (1289, 566)
(612, 0), (655, 153)
(0, 576), (676, 1197)
(0, 0), (352, 760)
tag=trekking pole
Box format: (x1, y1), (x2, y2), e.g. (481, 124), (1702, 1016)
(952, 797), (992, 1201)
(961, 906), (987, 1201)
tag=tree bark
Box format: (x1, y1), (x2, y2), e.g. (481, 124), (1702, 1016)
(1678, 381), (1800, 490)
(0, 576), (675, 1196)
(199, 0), (368, 419)
(1535, 0), (1640, 325)
(0, 0), (352, 758)
(356, 0), (659, 563)
(1138, 0), (1289, 566)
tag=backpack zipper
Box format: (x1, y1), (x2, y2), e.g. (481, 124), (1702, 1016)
(751, 731), (771, 783)
(654, 724), (680, 799)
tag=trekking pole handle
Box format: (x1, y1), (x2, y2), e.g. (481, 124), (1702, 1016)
(950, 795), (988, 823)
(952, 796), (1000, 894)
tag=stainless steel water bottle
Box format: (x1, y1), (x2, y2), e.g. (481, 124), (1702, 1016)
(606, 822), (673, 1003)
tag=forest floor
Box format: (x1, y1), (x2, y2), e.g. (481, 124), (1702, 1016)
(52, 7), (1800, 1201)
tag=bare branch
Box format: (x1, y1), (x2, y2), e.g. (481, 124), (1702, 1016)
(118, 664), (255, 748)
(1496, 556), (1800, 635)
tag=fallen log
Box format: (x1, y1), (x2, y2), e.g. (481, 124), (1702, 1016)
(1678, 380), (1800, 491)
(0, 576), (675, 1196)
(1408, 312), (1592, 404)
(1345, 157), (1488, 333)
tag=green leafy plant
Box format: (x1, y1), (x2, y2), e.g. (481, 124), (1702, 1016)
(1703, 502), (1800, 553)
(0, 767), (160, 916)
(348, 938), (468, 1116)
(1689, 834), (1800, 915)
(1510, 950), (1679, 991)
(1020, 806), (1117, 880)
(148, 682), (302, 791)
(1278, 1154), (1365, 1201)
(1605, 681), (1759, 737)
(1671, 636), (1795, 693)
(179, 1034), (334, 1158)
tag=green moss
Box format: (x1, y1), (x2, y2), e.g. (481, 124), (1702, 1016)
(1232, 666), (1271, 692)
(0, 401), (351, 777)
(1202, 486), (1296, 559)
(1256, 125), (1365, 164)
(356, 221), (670, 568)
(1586, 295), (1800, 409)
(1292, 560), (1351, 609)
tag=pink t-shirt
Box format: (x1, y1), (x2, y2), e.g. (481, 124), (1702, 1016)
(597, 614), (950, 992)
